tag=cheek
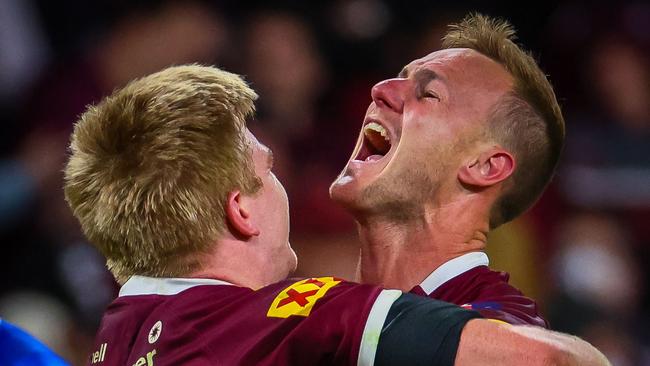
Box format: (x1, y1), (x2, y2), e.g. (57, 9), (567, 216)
(405, 103), (456, 134)
(270, 176), (290, 213)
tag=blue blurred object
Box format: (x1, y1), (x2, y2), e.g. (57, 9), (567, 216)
(0, 319), (68, 366)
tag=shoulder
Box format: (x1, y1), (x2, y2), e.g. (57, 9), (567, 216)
(139, 277), (383, 330)
(461, 267), (537, 308)
(146, 278), (385, 364)
(460, 267), (549, 328)
(425, 265), (525, 301)
(262, 277), (384, 320)
(0, 321), (68, 366)
(470, 266), (525, 296)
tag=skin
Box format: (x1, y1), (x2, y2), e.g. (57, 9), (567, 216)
(188, 128), (608, 365)
(190, 129), (297, 289)
(325, 48), (609, 364)
(457, 320), (611, 366)
(330, 48), (518, 290)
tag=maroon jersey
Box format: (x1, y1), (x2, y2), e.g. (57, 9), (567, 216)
(410, 252), (548, 328)
(88, 276), (478, 366)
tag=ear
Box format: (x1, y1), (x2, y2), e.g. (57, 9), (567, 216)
(458, 147), (515, 189)
(225, 191), (260, 238)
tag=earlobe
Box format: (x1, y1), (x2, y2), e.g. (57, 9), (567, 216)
(225, 191), (261, 237)
(458, 149), (515, 188)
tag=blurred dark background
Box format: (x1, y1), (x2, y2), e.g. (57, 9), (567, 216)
(1, 0), (649, 364)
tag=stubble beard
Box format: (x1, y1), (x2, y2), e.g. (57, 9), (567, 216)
(356, 167), (439, 223)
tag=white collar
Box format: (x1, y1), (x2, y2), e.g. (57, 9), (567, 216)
(418, 252), (489, 295)
(119, 275), (234, 297)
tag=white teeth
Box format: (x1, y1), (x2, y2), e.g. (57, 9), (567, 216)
(364, 122), (390, 142)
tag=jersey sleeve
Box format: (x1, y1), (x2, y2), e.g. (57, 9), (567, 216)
(368, 292), (481, 366)
(257, 277), (386, 366)
(258, 278), (480, 366)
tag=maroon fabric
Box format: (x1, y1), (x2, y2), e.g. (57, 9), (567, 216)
(410, 266), (548, 328)
(89, 279), (382, 365)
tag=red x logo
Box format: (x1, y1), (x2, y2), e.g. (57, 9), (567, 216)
(303, 278), (325, 287)
(278, 288), (319, 308)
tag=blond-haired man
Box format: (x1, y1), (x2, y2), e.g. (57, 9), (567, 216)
(65, 65), (295, 287)
(65, 65), (607, 365)
(331, 14), (563, 327)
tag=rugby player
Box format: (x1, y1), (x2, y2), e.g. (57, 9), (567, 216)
(64, 65), (608, 365)
(331, 14), (561, 326)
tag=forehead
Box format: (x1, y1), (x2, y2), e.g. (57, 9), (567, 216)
(245, 128), (272, 163)
(408, 48), (472, 67)
(406, 48), (513, 90)
(245, 128), (263, 149)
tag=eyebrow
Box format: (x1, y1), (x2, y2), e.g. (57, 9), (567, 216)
(399, 67), (443, 84)
(415, 69), (441, 84)
(399, 67), (447, 98)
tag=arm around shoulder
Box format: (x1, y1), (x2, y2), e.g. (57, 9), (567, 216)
(455, 319), (611, 366)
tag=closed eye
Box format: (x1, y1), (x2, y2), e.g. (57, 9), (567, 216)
(423, 91), (440, 101)
(417, 88), (440, 101)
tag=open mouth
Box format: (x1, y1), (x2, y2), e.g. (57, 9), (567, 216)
(355, 122), (392, 162)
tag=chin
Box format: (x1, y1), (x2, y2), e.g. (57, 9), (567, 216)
(329, 176), (361, 208)
(331, 178), (381, 220)
(288, 252), (298, 275)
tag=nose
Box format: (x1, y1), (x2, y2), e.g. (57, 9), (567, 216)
(371, 79), (404, 113)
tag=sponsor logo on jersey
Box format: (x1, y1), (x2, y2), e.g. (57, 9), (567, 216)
(267, 277), (342, 318)
(461, 301), (502, 310)
(132, 349), (157, 366)
(90, 343), (107, 364)
(148, 321), (162, 344)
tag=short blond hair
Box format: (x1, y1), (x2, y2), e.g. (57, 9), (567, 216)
(64, 65), (261, 283)
(442, 14), (565, 228)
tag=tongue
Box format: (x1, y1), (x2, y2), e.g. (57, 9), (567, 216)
(365, 154), (383, 162)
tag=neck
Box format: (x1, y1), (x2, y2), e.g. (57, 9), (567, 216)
(356, 197), (489, 291)
(189, 267), (255, 288)
(188, 238), (282, 289)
